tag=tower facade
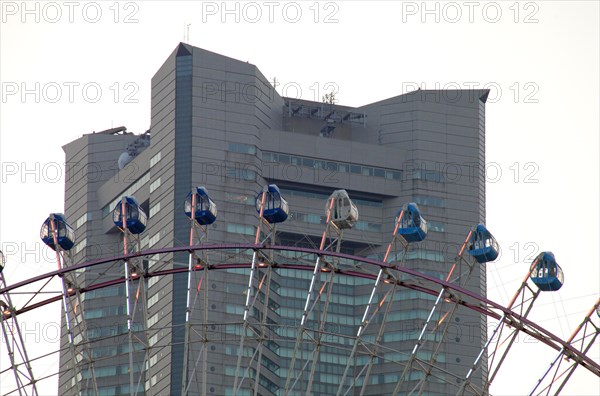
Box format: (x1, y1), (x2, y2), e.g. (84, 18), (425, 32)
(61, 43), (490, 395)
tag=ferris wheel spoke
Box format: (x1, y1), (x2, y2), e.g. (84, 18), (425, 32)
(394, 226), (491, 396)
(358, 283), (400, 396)
(181, 187), (216, 396)
(234, 185), (289, 395)
(458, 253), (561, 395)
(111, 197), (149, 396)
(339, 205), (422, 396)
(0, 289), (38, 396)
(285, 191), (358, 395)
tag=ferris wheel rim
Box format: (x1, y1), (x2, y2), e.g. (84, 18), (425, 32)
(1, 243), (599, 380)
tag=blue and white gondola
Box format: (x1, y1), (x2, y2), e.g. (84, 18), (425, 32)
(256, 184), (289, 224)
(40, 213), (75, 251)
(466, 224), (499, 263)
(113, 196), (147, 234)
(184, 186), (217, 225)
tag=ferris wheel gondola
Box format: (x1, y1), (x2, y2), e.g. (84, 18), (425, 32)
(530, 251), (564, 291)
(467, 223), (499, 263)
(112, 196), (147, 234)
(184, 186), (217, 225)
(255, 184), (289, 223)
(397, 202), (428, 242)
(40, 213), (75, 251)
(328, 189), (359, 229)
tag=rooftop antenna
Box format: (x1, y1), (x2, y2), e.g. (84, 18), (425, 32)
(184, 23), (191, 43)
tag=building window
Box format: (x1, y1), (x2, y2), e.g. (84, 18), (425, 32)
(84, 305), (126, 320)
(148, 294), (159, 309)
(226, 223), (255, 236)
(355, 221), (382, 232)
(225, 304), (244, 315)
(228, 142), (256, 155)
(150, 354), (158, 368)
(428, 221), (445, 232)
(149, 202), (161, 218)
(149, 178), (161, 194)
(148, 232), (160, 247)
(413, 195), (445, 208)
(83, 285), (123, 301)
(150, 152), (162, 168)
(75, 212), (91, 229)
(148, 276), (159, 288)
(74, 238), (87, 254)
(148, 312), (160, 327)
(413, 169), (445, 182)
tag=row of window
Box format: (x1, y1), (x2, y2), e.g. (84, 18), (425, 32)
(428, 220), (445, 232)
(414, 195), (445, 208)
(222, 366), (279, 393)
(369, 249), (447, 264)
(80, 383), (144, 396)
(87, 322), (144, 339)
(226, 223), (255, 236)
(88, 342), (144, 360)
(289, 210), (381, 233)
(82, 285), (124, 301)
(262, 150), (447, 184)
(84, 305), (126, 320)
(276, 286), (437, 307)
(263, 152), (403, 181)
(228, 142), (257, 155)
(81, 362), (142, 379)
(278, 187), (383, 208)
(276, 267), (371, 286)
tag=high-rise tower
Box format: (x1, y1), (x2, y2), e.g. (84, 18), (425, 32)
(60, 43), (490, 395)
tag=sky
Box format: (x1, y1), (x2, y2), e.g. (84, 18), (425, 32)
(0, 1), (599, 395)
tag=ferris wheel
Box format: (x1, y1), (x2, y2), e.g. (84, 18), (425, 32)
(1, 186), (599, 396)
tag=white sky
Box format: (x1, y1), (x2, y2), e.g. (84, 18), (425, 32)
(1, 1), (599, 395)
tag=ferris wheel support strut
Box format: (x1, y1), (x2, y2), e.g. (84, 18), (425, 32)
(1, 271), (39, 396)
(182, 191), (212, 396)
(458, 257), (544, 395)
(529, 297), (600, 396)
(393, 230), (475, 396)
(337, 209), (409, 396)
(49, 216), (97, 396)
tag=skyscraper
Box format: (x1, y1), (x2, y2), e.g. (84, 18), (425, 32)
(60, 43), (490, 395)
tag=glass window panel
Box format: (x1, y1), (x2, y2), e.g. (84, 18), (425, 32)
(302, 158), (314, 167)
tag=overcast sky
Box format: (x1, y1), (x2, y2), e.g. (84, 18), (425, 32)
(1, 1), (599, 395)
